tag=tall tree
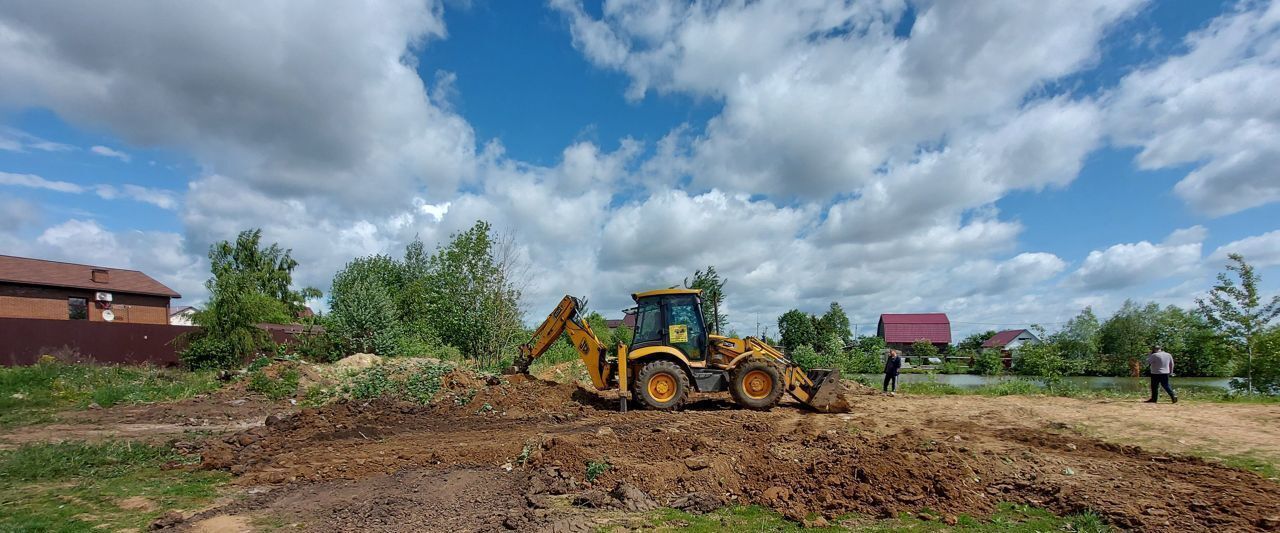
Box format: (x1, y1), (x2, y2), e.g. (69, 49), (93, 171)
(1198, 254), (1280, 393)
(181, 229), (316, 368)
(208, 229), (319, 316)
(686, 266), (727, 334)
(777, 309), (818, 352)
(819, 302), (853, 345)
(1055, 307), (1101, 363)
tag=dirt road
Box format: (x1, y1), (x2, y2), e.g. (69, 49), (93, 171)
(154, 375), (1279, 532)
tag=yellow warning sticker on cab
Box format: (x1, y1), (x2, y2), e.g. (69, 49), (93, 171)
(669, 324), (688, 343)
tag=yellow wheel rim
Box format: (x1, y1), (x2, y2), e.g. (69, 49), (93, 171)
(647, 373), (677, 403)
(743, 370), (773, 400)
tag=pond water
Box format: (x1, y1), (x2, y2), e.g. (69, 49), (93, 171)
(850, 373), (1234, 393)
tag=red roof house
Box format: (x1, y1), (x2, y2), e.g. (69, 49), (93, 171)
(877, 313), (951, 350)
(981, 329), (1039, 350)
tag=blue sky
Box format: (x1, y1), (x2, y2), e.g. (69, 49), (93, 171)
(1, 0), (1278, 336)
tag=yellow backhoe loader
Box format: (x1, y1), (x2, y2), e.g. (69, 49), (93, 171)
(513, 289), (844, 412)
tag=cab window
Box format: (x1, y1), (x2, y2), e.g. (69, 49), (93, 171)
(632, 301), (663, 345)
(664, 295), (706, 360)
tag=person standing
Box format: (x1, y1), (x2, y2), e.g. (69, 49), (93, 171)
(1145, 345), (1177, 404)
(883, 349), (902, 395)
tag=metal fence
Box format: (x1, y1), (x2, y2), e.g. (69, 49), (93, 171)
(0, 318), (319, 366)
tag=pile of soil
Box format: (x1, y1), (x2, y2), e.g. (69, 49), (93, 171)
(189, 372), (1280, 532)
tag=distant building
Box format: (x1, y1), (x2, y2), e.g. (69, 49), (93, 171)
(0, 255), (180, 325)
(169, 305), (197, 326)
(877, 313), (951, 351)
(981, 329), (1039, 351)
(605, 311), (637, 330)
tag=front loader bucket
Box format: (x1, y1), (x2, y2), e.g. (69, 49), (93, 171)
(801, 368), (848, 413)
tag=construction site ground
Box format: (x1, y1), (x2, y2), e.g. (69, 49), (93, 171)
(3, 371), (1279, 532)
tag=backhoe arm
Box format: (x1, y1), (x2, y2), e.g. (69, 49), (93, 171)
(514, 295), (611, 389)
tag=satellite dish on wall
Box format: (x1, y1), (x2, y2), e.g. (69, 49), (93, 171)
(102, 310), (115, 322)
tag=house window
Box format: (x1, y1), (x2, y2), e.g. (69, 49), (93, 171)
(69, 297), (88, 320)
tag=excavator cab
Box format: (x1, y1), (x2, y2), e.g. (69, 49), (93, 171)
(629, 290), (707, 362)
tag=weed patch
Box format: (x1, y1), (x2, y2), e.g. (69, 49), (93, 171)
(0, 363), (221, 427)
(0, 441), (228, 531)
(341, 360), (455, 404)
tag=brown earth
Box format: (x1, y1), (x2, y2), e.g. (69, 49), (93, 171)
(0, 386), (291, 449)
(159, 373), (1280, 532)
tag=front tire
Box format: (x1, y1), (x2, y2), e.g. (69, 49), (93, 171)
(730, 359), (784, 410)
(632, 360), (690, 411)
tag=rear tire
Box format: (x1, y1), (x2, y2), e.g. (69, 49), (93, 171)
(730, 359), (783, 410)
(632, 360), (690, 411)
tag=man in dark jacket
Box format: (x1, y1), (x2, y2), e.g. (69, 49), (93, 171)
(883, 350), (902, 395)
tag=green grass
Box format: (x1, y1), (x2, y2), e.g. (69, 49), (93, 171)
(894, 377), (1280, 403)
(0, 441), (230, 532)
(247, 367), (301, 400)
(1201, 452), (1280, 481)
(640, 503), (1109, 532)
(0, 362), (222, 427)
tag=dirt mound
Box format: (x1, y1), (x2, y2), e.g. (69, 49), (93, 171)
(440, 372), (601, 420)
(333, 353), (382, 370)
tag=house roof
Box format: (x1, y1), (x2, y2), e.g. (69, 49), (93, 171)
(605, 312), (637, 329)
(982, 329), (1029, 349)
(877, 313), (951, 344)
(170, 305), (196, 317)
(0, 255), (181, 298)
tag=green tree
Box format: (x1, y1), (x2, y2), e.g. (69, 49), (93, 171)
(1098, 300), (1159, 376)
(856, 336), (887, 354)
(180, 230), (315, 369)
(328, 277), (402, 356)
(207, 229), (319, 316)
(1054, 307), (1101, 366)
(909, 339), (939, 365)
(1198, 254), (1280, 393)
(957, 330), (997, 351)
(972, 349), (1004, 376)
(325, 221), (526, 369)
(789, 344), (826, 371)
(778, 309), (818, 352)
(421, 221), (525, 370)
(1012, 342), (1076, 391)
(1250, 326), (1280, 394)
(818, 302), (853, 346)
(686, 266), (727, 334)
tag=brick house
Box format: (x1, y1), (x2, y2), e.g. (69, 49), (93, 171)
(0, 255), (180, 325)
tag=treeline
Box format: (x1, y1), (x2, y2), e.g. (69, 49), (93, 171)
(1009, 254), (1279, 394)
(176, 224), (1279, 395)
(179, 221), (527, 371)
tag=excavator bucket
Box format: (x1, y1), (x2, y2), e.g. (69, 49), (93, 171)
(801, 368), (848, 413)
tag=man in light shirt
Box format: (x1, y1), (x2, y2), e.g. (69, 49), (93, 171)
(1145, 345), (1177, 404)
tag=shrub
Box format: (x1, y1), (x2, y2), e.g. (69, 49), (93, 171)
(972, 349), (1004, 376)
(910, 340), (939, 363)
(247, 367), (300, 400)
(343, 360), (455, 404)
(938, 361), (964, 374)
(585, 459), (611, 482)
(789, 345), (827, 370)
